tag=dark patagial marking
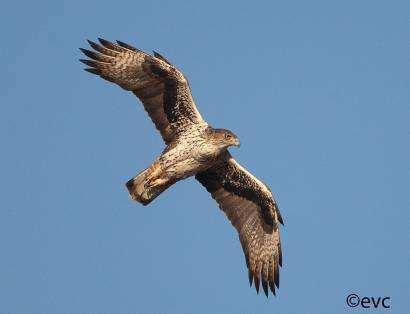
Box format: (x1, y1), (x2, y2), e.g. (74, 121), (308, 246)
(196, 160), (281, 227)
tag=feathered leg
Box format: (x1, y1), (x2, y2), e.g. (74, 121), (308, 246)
(126, 161), (175, 205)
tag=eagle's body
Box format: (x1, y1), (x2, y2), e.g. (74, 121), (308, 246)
(128, 126), (235, 204)
(80, 38), (284, 297)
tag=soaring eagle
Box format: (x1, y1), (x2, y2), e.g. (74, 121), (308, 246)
(80, 38), (284, 297)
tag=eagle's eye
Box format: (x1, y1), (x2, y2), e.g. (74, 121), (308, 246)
(225, 133), (232, 140)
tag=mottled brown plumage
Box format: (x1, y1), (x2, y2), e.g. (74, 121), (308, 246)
(80, 38), (284, 297)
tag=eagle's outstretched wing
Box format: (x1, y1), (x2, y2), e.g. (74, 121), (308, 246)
(196, 152), (283, 297)
(80, 38), (206, 144)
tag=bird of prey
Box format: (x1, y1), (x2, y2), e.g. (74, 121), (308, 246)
(79, 38), (284, 297)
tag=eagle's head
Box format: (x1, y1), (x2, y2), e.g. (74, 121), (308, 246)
(210, 128), (241, 149)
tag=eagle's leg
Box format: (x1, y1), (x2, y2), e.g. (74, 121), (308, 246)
(145, 177), (169, 187)
(126, 161), (174, 205)
(144, 166), (167, 188)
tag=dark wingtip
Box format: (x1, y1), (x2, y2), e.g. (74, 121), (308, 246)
(152, 50), (172, 65)
(269, 281), (276, 296)
(274, 263), (280, 289)
(87, 39), (102, 51)
(79, 48), (96, 59)
(79, 58), (89, 66)
(98, 37), (114, 47)
(116, 40), (138, 51)
(86, 39), (95, 47)
(278, 243), (283, 267)
(262, 281), (269, 298)
(278, 216), (284, 226)
(254, 276), (260, 294)
(248, 270), (253, 287)
(84, 68), (100, 75)
(79, 59), (98, 67)
(277, 208), (284, 225)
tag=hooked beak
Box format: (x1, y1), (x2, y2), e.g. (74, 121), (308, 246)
(234, 138), (241, 148)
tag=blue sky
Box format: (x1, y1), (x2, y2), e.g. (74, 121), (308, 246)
(1, 0), (409, 313)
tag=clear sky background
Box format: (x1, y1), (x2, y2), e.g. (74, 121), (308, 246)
(1, 1), (409, 313)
